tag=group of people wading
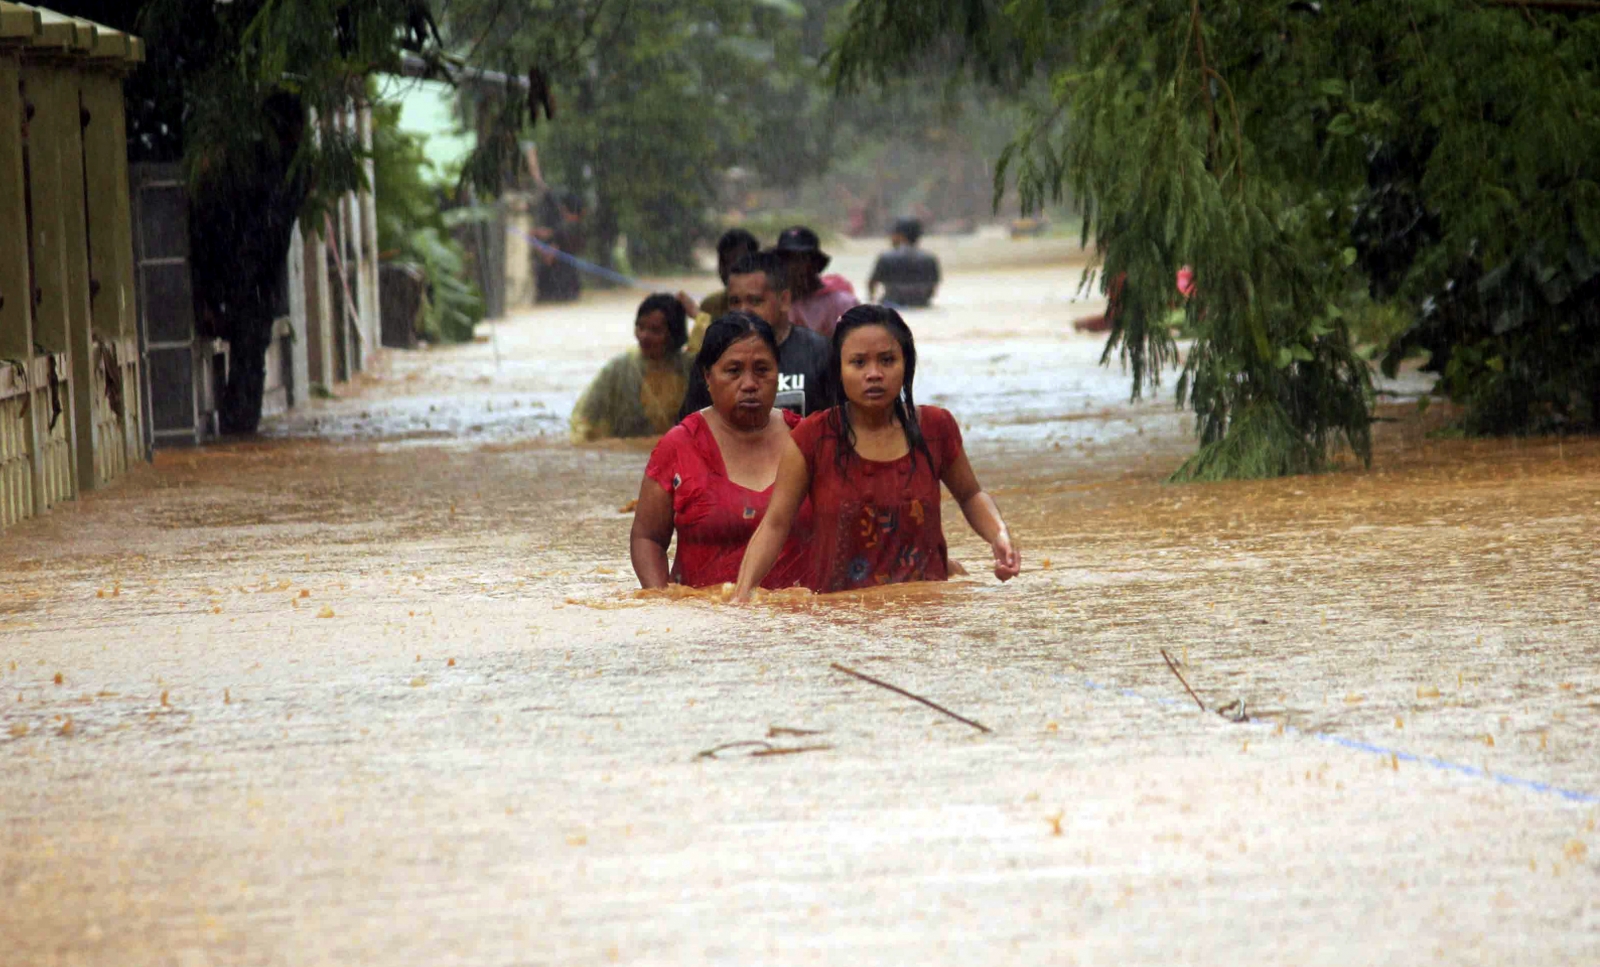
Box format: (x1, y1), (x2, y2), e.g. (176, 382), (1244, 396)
(570, 224), (1014, 601)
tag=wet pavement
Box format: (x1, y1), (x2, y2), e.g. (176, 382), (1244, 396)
(3, 235), (1598, 965)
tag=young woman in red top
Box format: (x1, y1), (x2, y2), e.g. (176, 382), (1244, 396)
(734, 304), (1020, 599)
(631, 313), (814, 590)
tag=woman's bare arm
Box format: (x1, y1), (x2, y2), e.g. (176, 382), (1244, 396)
(942, 450), (1021, 581)
(630, 478), (675, 589)
(733, 439), (810, 601)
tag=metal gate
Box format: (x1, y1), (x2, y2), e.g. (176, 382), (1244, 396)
(130, 162), (225, 447)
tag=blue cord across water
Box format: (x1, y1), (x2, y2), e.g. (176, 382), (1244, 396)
(1058, 674), (1600, 806)
(511, 226), (645, 289)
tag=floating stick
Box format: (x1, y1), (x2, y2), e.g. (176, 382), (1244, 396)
(830, 662), (992, 734)
(695, 739), (833, 760)
(768, 726), (826, 738)
(1159, 648), (1207, 712)
(694, 740), (772, 759)
(750, 745), (833, 757)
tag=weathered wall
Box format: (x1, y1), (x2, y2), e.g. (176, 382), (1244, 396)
(0, 3), (146, 531)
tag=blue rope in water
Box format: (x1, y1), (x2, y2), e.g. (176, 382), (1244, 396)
(1058, 674), (1600, 806)
(510, 226), (645, 290)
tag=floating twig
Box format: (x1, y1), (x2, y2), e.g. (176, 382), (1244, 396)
(1214, 698), (1249, 723)
(830, 662), (992, 733)
(1160, 650), (1251, 722)
(695, 739), (833, 760)
(750, 744), (834, 757)
(695, 740), (772, 759)
(1159, 649), (1207, 712)
(767, 725), (826, 738)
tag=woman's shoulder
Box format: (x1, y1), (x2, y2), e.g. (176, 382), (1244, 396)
(916, 405), (964, 459)
(657, 411), (708, 450)
(794, 408), (836, 434)
(645, 413), (708, 481)
(790, 408), (837, 451)
(598, 348), (641, 374)
(916, 404), (958, 431)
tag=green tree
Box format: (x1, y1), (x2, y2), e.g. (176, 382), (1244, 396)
(831, 0), (1600, 477)
(60, 0), (585, 432)
(458, 0), (841, 273)
(1364, 5), (1600, 434)
(369, 101), (485, 343)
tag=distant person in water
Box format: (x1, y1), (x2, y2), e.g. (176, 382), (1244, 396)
(698, 228), (761, 321)
(774, 226), (857, 340)
(569, 294), (694, 442)
(868, 217), (941, 308)
(533, 188), (585, 303)
(678, 251), (830, 420)
(734, 305), (1020, 599)
(632, 313), (814, 590)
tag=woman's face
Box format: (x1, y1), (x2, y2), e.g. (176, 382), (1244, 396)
(635, 310), (671, 361)
(706, 334), (778, 429)
(839, 325), (905, 412)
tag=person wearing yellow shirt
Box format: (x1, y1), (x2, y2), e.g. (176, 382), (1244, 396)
(569, 294), (695, 442)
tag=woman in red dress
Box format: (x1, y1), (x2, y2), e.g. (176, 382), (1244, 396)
(630, 313), (814, 590)
(734, 305), (1020, 599)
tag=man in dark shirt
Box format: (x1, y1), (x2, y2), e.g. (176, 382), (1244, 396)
(868, 217), (941, 308)
(679, 251), (830, 419)
(533, 189), (585, 303)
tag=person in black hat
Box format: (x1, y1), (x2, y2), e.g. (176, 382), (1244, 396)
(868, 217), (941, 308)
(773, 225), (858, 339)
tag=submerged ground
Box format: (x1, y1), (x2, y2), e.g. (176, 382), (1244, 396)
(3, 234), (1597, 965)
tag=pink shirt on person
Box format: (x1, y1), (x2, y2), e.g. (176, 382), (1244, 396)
(789, 274), (858, 340)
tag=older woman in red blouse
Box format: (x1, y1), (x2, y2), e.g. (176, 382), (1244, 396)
(630, 313), (813, 590)
(734, 304), (1020, 599)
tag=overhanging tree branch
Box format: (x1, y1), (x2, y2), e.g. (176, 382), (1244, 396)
(1480, 0), (1600, 11)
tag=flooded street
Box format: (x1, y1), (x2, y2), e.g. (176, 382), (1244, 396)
(3, 237), (1598, 965)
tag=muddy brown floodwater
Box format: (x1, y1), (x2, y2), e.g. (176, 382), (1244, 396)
(3, 235), (1598, 965)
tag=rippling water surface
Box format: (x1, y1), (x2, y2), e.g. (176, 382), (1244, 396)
(3, 236), (1597, 965)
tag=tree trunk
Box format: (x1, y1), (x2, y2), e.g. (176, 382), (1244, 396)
(218, 303), (271, 435)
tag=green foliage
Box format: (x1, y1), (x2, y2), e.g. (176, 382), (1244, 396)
(409, 227), (485, 343)
(128, 0), (434, 223)
(114, 0), (401, 433)
(71, 0), (594, 430)
(1162, 193), (1372, 480)
(370, 101), (485, 343)
(371, 100), (444, 249)
(1351, 4), (1600, 434)
(832, 0), (1600, 476)
(437, 0), (1026, 273)
(1344, 297), (1413, 356)
(457, 0), (847, 272)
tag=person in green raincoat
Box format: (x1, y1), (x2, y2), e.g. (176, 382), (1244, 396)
(570, 294), (696, 442)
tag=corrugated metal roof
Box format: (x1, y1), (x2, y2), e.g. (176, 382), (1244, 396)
(0, 2), (143, 64)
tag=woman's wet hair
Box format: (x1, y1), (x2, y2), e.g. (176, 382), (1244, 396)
(676, 311), (780, 421)
(635, 293), (688, 353)
(827, 304), (933, 474)
(726, 250), (787, 296)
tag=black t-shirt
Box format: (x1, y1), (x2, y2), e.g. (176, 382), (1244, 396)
(868, 246), (941, 307)
(773, 324), (831, 416)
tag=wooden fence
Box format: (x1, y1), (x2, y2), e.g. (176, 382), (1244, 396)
(0, 3), (145, 531)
